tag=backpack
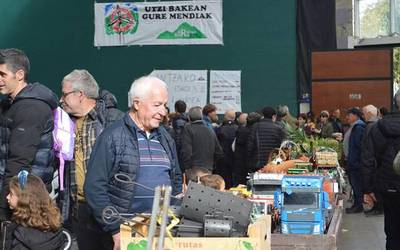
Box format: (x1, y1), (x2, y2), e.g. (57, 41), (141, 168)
(52, 107), (75, 191)
(393, 151), (400, 175)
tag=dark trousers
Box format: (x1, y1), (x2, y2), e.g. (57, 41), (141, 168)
(372, 175), (384, 211)
(214, 162), (232, 189)
(347, 170), (363, 208)
(382, 192), (400, 250)
(72, 201), (113, 250)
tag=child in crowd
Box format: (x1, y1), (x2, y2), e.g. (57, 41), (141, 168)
(2, 171), (66, 250)
(199, 174), (225, 191)
(184, 167), (212, 185)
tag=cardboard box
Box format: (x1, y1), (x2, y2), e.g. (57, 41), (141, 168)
(121, 215), (271, 250)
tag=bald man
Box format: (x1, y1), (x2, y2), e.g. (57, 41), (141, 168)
(362, 105), (379, 123)
(216, 109), (239, 189)
(237, 113), (248, 127)
(361, 104), (383, 216)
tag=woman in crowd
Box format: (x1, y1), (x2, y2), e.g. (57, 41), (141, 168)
(303, 112), (316, 136)
(296, 113), (307, 131)
(315, 110), (334, 138)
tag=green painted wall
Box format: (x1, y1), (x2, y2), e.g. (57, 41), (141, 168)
(0, 0), (296, 113)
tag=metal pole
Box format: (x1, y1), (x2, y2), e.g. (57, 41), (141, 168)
(354, 0), (360, 37)
(391, 0), (396, 34)
(157, 186), (172, 250)
(147, 186), (161, 250)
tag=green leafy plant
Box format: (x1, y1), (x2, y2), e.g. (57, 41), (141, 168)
(283, 122), (342, 159)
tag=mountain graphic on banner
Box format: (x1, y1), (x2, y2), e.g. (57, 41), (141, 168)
(157, 22), (207, 39)
(127, 240), (147, 250)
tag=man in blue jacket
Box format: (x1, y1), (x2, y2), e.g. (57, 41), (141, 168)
(344, 107), (366, 213)
(84, 76), (182, 250)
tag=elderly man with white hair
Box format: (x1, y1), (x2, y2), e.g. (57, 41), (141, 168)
(361, 94), (400, 248)
(361, 104), (383, 217)
(362, 104), (379, 123)
(84, 76), (182, 250)
(216, 109), (238, 189)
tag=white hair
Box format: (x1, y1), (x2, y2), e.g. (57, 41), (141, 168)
(224, 109), (236, 121)
(128, 76), (168, 107)
(277, 105), (289, 117)
(363, 104), (378, 118)
(63, 69), (99, 99)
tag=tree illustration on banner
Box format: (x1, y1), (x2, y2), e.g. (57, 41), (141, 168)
(105, 3), (139, 35)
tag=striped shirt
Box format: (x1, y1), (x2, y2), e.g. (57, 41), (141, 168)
(131, 129), (171, 212)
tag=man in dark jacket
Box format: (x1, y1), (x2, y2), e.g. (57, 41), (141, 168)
(171, 100), (189, 168)
(330, 108), (343, 134)
(202, 103), (218, 131)
(247, 107), (285, 172)
(362, 92), (400, 250)
(181, 106), (223, 171)
(361, 105), (383, 216)
(216, 110), (238, 189)
(59, 69), (124, 250)
(0, 49), (58, 221)
(344, 108), (366, 214)
(84, 76), (182, 250)
(233, 112), (261, 186)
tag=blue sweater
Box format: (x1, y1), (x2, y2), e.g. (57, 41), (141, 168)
(131, 130), (171, 212)
(84, 114), (182, 234)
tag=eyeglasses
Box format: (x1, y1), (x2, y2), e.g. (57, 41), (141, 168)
(61, 90), (78, 99)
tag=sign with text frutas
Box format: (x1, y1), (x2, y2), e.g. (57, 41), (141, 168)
(94, 1), (223, 46)
(150, 70), (208, 111)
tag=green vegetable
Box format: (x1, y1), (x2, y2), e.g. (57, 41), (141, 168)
(282, 122), (342, 159)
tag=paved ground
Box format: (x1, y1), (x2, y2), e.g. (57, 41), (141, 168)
(337, 201), (385, 250)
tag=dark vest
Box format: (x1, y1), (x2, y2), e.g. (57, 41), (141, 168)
(106, 115), (181, 213)
(0, 105), (54, 190)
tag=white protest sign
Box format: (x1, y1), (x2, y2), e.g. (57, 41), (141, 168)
(210, 70), (242, 114)
(150, 70), (207, 111)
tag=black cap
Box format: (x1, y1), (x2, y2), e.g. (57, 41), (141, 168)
(346, 107), (362, 117)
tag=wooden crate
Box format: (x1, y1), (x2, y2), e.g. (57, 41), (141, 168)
(121, 215), (271, 250)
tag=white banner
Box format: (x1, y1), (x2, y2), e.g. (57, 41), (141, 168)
(210, 70), (242, 114)
(150, 70), (207, 111)
(94, 1), (223, 46)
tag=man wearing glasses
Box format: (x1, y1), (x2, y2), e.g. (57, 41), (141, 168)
(0, 48), (58, 221)
(60, 69), (123, 250)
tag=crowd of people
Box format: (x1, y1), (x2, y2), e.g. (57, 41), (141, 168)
(0, 48), (399, 250)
